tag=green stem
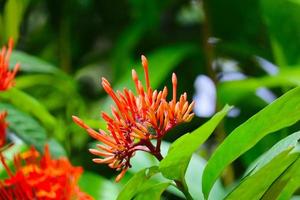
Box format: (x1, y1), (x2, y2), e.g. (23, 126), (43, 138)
(147, 139), (193, 199)
(175, 179), (193, 200)
(202, 0), (235, 186)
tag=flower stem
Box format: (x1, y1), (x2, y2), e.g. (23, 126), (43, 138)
(144, 139), (163, 161)
(144, 140), (192, 199)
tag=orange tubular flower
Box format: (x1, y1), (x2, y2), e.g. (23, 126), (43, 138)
(0, 38), (19, 91)
(0, 112), (8, 148)
(0, 145), (93, 200)
(72, 55), (194, 182)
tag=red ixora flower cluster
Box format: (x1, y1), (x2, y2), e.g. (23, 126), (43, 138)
(0, 38), (18, 150)
(73, 55), (194, 182)
(0, 145), (93, 200)
(0, 38), (19, 91)
(0, 38), (19, 151)
(0, 112), (8, 148)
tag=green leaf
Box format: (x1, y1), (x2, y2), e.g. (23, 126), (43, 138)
(218, 68), (300, 104)
(3, 0), (28, 42)
(46, 139), (67, 158)
(130, 141), (225, 200)
(278, 172), (300, 200)
(0, 103), (65, 157)
(262, 156), (300, 200)
(10, 50), (60, 74)
(203, 87), (300, 198)
(290, 0), (300, 4)
(0, 103), (47, 151)
(112, 24), (145, 78)
(0, 88), (56, 131)
(134, 182), (171, 200)
(117, 166), (159, 200)
(111, 1), (161, 78)
(225, 150), (299, 200)
(15, 74), (75, 92)
(245, 131), (300, 176)
(261, 0), (300, 65)
(79, 172), (120, 200)
(15, 74), (86, 121)
(159, 105), (232, 181)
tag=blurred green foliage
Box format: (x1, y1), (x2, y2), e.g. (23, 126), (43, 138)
(1, 0), (300, 199)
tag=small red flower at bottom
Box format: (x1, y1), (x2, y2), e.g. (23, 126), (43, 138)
(0, 38), (19, 91)
(73, 55), (194, 182)
(0, 145), (93, 200)
(0, 112), (8, 148)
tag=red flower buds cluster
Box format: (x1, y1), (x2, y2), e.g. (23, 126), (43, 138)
(73, 55), (194, 182)
(0, 145), (93, 200)
(0, 38), (19, 91)
(0, 112), (8, 148)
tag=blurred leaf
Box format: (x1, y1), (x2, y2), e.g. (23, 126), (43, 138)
(261, 0), (300, 65)
(159, 105), (232, 181)
(5, 116), (65, 159)
(270, 37), (287, 68)
(0, 15), (3, 40)
(263, 157), (300, 200)
(3, 0), (29, 42)
(79, 172), (120, 200)
(0, 88), (56, 131)
(16, 74), (75, 91)
(46, 139), (67, 158)
(10, 50), (60, 74)
(112, 24), (145, 78)
(218, 68), (300, 104)
(0, 103), (47, 151)
(226, 150), (299, 199)
(15, 74), (84, 111)
(207, 0), (268, 58)
(187, 154), (225, 200)
(16, 74), (86, 125)
(112, 1), (161, 78)
(76, 118), (107, 131)
(117, 166), (159, 200)
(290, 0), (300, 4)
(203, 87), (300, 198)
(134, 182), (171, 200)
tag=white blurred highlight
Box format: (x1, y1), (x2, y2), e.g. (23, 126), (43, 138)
(255, 56), (279, 75)
(193, 75), (216, 117)
(256, 87), (277, 103)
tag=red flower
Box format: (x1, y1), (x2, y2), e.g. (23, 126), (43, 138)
(73, 55), (194, 182)
(0, 38), (19, 91)
(0, 145), (93, 200)
(0, 38), (19, 149)
(0, 112), (8, 148)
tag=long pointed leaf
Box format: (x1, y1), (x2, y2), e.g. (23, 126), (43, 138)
(159, 105), (232, 181)
(203, 87), (300, 198)
(226, 150), (299, 200)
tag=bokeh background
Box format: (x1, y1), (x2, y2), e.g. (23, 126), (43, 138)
(1, 0), (300, 199)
